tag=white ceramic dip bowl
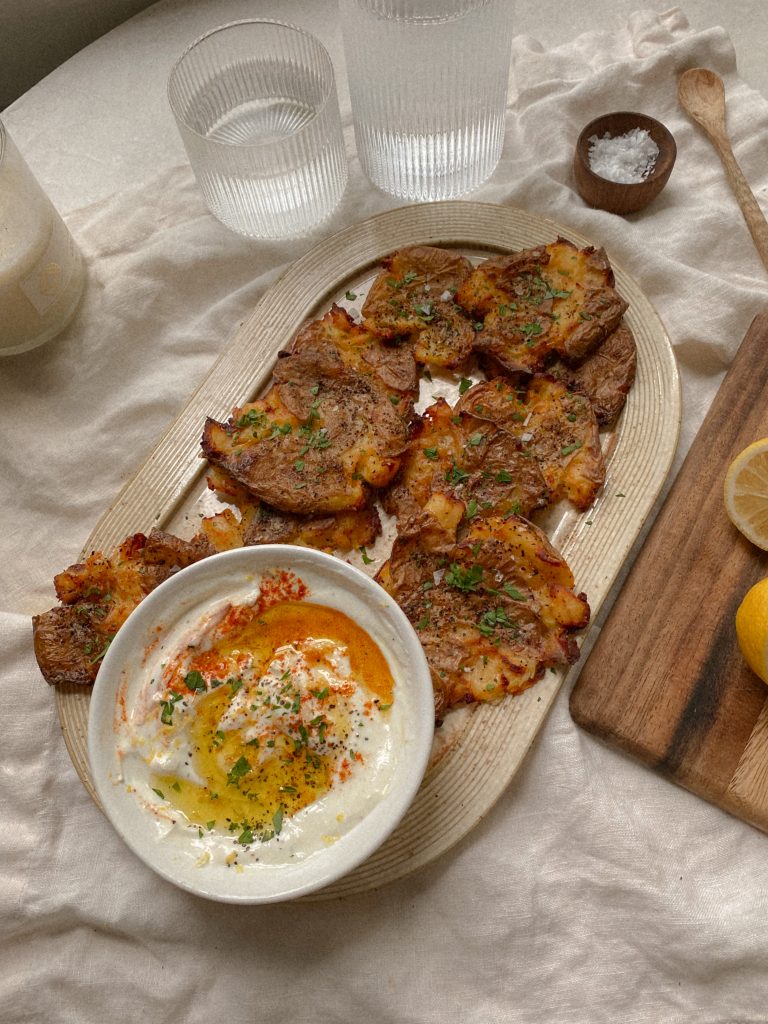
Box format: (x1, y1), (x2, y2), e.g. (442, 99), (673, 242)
(88, 545), (434, 903)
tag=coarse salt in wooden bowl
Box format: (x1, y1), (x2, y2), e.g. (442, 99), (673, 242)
(573, 111), (676, 215)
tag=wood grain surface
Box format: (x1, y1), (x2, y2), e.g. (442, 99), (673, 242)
(570, 312), (768, 831)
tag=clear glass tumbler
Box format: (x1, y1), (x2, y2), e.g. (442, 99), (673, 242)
(340, 0), (513, 201)
(168, 20), (348, 239)
(0, 121), (85, 357)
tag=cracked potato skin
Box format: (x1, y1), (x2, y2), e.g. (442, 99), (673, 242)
(205, 465), (382, 552)
(548, 320), (637, 427)
(291, 304), (418, 402)
(456, 239), (627, 374)
(202, 351), (410, 515)
(33, 533), (178, 686)
(363, 246), (477, 368)
(455, 375), (605, 511)
(378, 502), (590, 720)
(382, 397), (550, 523)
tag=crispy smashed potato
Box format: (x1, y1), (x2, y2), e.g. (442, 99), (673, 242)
(33, 533), (184, 686)
(378, 497), (590, 720)
(291, 304), (418, 405)
(455, 376), (605, 510)
(363, 246), (476, 368)
(202, 350), (410, 514)
(206, 465), (381, 551)
(548, 320), (637, 427)
(382, 397), (549, 523)
(456, 239), (627, 374)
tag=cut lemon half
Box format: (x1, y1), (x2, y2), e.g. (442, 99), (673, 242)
(736, 578), (768, 684)
(723, 438), (768, 550)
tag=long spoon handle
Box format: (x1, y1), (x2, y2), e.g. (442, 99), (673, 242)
(704, 126), (768, 273)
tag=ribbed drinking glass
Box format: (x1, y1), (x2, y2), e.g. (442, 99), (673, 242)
(339, 0), (513, 201)
(168, 20), (348, 239)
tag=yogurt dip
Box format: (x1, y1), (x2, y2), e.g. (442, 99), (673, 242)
(89, 546), (433, 901)
(121, 573), (399, 866)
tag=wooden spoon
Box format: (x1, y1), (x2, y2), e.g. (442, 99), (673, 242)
(678, 67), (768, 273)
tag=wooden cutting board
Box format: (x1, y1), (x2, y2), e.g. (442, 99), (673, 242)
(570, 311), (768, 833)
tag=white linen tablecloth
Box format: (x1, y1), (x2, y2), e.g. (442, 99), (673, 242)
(4, 8), (768, 1022)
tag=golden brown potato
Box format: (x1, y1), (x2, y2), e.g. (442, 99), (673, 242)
(291, 304), (418, 403)
(363, 246), (476, 368)
(455, 376), (605, 511)
(378, 502), (590, 720)
(548, 320), (637, 427)
(205, 465), (381, 552)
(382, 397), (549, 523)
(456, 239), (627, 374)
(201, 351), (410, 515)
(33, 533), (176, 686)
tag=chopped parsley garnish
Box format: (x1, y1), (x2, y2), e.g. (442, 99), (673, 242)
(521, 321), (543, 337)
(152, 788), (165, 800)
(359, 546), (374, 565)
(227, 756), (252, 786)
(561, 441), (583, 456)
(160, 692), (183, 725)
(423, 446), (439, 461)
(458, 377), (473, 395)
(444, 563), (484, 592)
(467, 432), (484, 447)
(298, 427), (331, 455)
(503, 583), (527, 601)
(184, 670), (206, 692)
(236, 408), (267, 429)
(477, 606), (513, 636)
(413, 302), (435, 322)
(445, 462), (470, 485)
(495, 469), (513, 482)
(345, 290), (357, 301)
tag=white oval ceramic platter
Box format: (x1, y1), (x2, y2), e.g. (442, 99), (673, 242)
(56, 201), (681, 899)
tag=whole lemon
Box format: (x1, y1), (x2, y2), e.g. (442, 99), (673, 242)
(735, 578), (768, 684)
